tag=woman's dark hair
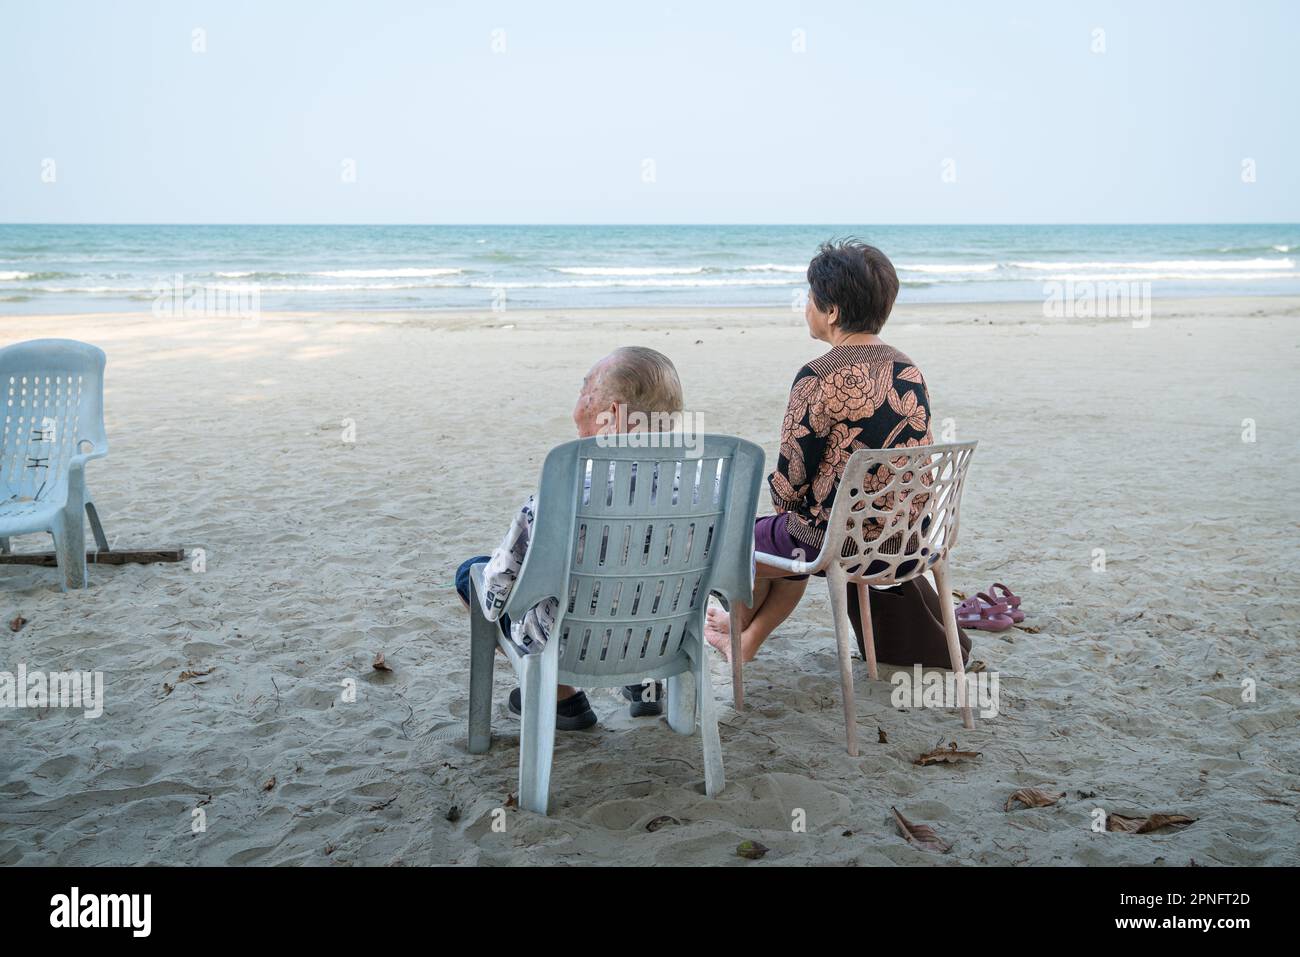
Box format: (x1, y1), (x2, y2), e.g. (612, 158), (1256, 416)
(806, 240), (900, 334)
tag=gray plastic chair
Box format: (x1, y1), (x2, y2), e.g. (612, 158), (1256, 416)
(0, 339), (109, 589)
(756, 442), (978, 753)
(467, 434), (764, 814)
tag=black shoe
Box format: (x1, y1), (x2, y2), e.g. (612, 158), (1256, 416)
(621, 682), (665, 717)
(508, 688), (598, 731)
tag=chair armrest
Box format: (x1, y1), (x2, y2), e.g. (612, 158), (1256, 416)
(468, 562), (526, 665)
(64, 445), (107, 503)
(756, 548), (826, 577)
(68, 443), (108, 473)
(467, 562), (494, 618)
(68, 451), (106, 471)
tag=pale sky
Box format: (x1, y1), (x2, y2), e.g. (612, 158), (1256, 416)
(2, 0), (1295, 224)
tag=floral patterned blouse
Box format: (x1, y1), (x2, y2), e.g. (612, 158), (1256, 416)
(769, 342), (934, 549)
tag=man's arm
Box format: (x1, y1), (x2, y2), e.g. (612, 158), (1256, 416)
(477, 495), (535, 621)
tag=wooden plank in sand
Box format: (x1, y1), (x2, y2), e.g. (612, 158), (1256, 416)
(0, 548), (186, 567)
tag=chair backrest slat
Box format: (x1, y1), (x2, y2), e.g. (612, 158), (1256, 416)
(508, 435), (764, 682)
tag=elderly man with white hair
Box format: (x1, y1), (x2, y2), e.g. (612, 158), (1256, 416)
(454, 346), (686, 730)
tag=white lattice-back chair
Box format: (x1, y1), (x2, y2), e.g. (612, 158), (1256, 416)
(0, 339), (110, 589)
(756, 442), (978, 753)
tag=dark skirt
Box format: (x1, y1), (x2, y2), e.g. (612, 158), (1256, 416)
(849, 576), (971, 669)
(754, 514), (971, 669)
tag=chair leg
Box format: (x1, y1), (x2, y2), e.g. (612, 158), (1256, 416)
(697, 657), (725, 797)
(729, 605), (744, 711)
(667, 668), (696, 734)
(856, 581), (878, 681)
(933, 560), (974, 729)
(467, 578), (496, 754)
(825, 565), (859, 756)
(52, 510), (87, 590)
(518, 649), (558, 815)
(85, 501), (109, 552)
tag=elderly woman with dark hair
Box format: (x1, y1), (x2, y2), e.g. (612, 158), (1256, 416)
(706, 240), (970, 668)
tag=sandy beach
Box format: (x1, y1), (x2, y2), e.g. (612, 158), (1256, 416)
(1, 295), (1297, 867)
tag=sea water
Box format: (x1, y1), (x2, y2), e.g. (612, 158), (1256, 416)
(1, 223), (1296, 315)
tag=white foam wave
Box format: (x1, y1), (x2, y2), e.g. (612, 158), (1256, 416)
(897, 263), (1000, 274)
(551, 266), (705, 276)
(475, 278), (797, 290)
(310, 267), (463, 278)
(1038, 271), (1298, 283)
(34, 286), (158, 293)
(162, 277), (802, 293)
(741, 264), (805, 273)
(0, 271), (32, 281)
(1012, 257), (1294, 272)
(208, 281), (451, 292)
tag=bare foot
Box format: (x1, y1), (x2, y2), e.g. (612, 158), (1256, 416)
(705, 608), (760, 663)
(704, 608), (732, 660)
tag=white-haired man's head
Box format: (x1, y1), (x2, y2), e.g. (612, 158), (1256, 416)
(572, 346), (684, 438)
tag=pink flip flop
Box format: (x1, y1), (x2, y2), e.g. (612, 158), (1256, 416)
(989, 582), (1022, 609)
(977, 590), (1025, 623)
(955, 596), (1013, 631)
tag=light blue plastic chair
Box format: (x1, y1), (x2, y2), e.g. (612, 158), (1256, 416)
(467, 434), (764, 814)
(0, 339), (109, 589)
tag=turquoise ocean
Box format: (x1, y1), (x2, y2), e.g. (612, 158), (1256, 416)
(1, 224), (1297, 315)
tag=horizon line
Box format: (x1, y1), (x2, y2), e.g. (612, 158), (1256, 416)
(2, 221), (1298, 228)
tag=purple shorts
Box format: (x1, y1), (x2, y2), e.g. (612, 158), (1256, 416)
(753, 513), (819, 581)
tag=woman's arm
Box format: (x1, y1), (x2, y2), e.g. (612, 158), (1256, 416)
(768, 367), (828, 514)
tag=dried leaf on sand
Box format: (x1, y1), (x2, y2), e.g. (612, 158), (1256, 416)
(1106, 812), (1197, 833)
(736, 840), (769, 860)
(891, 806), (951, 853)
(915, 743), (982, 766)
(372, 652), (393, 672)
(1005, 787), (1065, 811)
